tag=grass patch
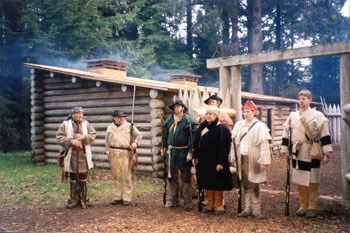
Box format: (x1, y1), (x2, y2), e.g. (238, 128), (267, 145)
(0, 152), (163, 205)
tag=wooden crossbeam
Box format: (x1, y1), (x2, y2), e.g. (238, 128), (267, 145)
(207, 41), (350, 68)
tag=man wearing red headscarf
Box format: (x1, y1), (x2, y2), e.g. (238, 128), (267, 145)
(232, 100), (272, 218)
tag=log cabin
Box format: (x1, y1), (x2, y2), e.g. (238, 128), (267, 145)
(25, 59), (299, 177)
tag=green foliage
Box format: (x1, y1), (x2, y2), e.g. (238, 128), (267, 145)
(0, 152), (163, 205)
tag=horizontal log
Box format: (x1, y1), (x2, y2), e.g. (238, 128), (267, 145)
(152, 154), (163, 163)
(31, 134), (45, 142)
(136, 165), (153, 172)
(31, 99), (43, 106)
(32, 148), (45, 155)
(44, 130), (56, 137)
(43, 97), (150, 110)
(156, 170), (164, 178)
(94, 161), (111, 169)
(31, 120), (44, 127)
(150, 89), (160, 98)
(151, 136), (162, 146)
(31, 92), (43, 100)
(151, 147), (161, 155)
(43, 89), (150, 103)
(42, 77), (73, 84)
(43, 82), (82, 90)
(151, 118), (161, 127)
(33, 155), (46, 163)
(31, 127), (44, 135)
(31, 141), (44, 149)
(151, 127), (162, 137)
(93, 153), (108, 161)
(43, 85), (120, 96)
(31, 106), (44, 113)
(30, 87), (43, 93)
(153, 162), (164, 171)
(134, 122), (151, 131)
(45, 158), (59, 165)
(31, 112), (44, 120)
(44, 114), (151, 124)
(137, 156), (153, 164)
(44, 105), (151, 117)
(150, 109), (165, 119)
(149, 99), (165, 109)
(30, 79), (43, 89)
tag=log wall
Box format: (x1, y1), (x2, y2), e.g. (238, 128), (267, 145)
(30, 72), (177, 177)
(30, 69), (296, 177)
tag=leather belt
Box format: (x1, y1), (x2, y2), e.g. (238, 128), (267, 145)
(110, 146), (130, 151)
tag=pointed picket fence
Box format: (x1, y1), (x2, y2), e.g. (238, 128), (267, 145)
(326, 103), (341, 143)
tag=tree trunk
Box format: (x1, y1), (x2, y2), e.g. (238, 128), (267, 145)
(247, 0), (264, 94)
(186, 0), (193, 52)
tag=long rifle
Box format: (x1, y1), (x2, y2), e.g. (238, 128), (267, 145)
(161, 116), (167, 206)
(232, 138), (242, 213)
(190, 122), (204, 212)
(285, 119), (292, 216)
(130, 85), (137, 168)
(75, 131), (87, 209)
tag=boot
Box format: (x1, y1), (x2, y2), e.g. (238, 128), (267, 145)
(182, 182), (193, 210)
(251, 186), (263, 219)
(80, 180), (92, 207)
(306, 183), (320, 218)
(238, 189), (252, 217)
(214, 191), (225, 215)
(67, 181), (78, 209)
(296, 185), (309, 217)
(202, 190), (214, 212)
(166, 178), (179, 208)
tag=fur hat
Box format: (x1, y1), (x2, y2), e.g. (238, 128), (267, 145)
(169, 100), (187, 112)
(243, 100), (257, 111)
(71, 106), (84, 114)
(204, 94), (223, 105)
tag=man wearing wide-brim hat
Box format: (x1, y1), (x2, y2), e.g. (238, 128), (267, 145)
(161, 100), (197, 210)
(203, 94), (234, 131)
(105, 110), (142, 206)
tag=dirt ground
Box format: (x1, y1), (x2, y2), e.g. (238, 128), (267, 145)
(1, 144), (350, 233)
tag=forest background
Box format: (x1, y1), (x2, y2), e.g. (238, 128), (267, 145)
(1, 0), (349, 152)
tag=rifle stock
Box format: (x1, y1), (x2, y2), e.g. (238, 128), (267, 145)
(232, 138), (242, 213)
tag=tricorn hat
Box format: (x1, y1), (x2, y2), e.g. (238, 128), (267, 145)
(204, 94), (223, 105)
(112, 110), (127, 117)
(169, 100), (187, 112)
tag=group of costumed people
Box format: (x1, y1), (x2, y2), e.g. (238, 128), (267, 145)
(56, 89), (332, 219)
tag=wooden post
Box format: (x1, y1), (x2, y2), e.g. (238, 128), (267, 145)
(219, 67), (230, 107)
(340, 54), (350, 199)
(231, 65), (242, 121)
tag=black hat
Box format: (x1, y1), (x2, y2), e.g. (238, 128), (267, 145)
(169, 100), (187, 112)
(204, 94), (223, 105)
(112, 110), (127, 117)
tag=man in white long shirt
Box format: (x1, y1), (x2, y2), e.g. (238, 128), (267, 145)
(232, 100), (272, 219)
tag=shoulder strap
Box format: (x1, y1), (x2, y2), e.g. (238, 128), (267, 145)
(240, 120), (259, 142)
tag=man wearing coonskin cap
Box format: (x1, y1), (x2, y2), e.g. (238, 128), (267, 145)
(56, 106), (96, 209)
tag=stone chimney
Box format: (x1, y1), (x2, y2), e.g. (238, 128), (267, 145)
(169, 74), (200, 87)
(82, 59), (128, 78)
